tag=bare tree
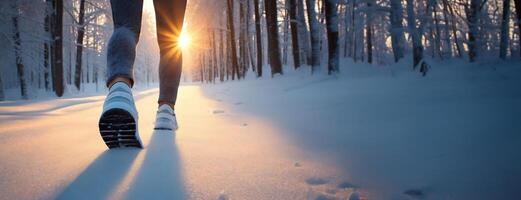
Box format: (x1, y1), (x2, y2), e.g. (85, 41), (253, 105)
(227, 0), (240, 80)
(11, 1), (27, 99)
(389, 0), (405, 62)
(74, 0), (86, 89)
(265, 0), (283, 75)
(325, 0), (339, 73)
(499, 0), (510, 59)
(289, 0), (301, 69)
(253, 0), (263, 77)
(0, 73), (4, 101)
(306, 0), (321, 72)
(406, 0), (424, 68)
(51, 0), (64, 96)
(365, 1), (373, 64)
(466, 0), (481, 62)
(515, 0), (521, 57)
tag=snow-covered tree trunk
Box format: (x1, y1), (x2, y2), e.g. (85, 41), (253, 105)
(282, 7), (289, 66)
(389, 0), (405, 62)
(11, 1), (28, 99)
(441, 0), (453, 57)
(265, 0), (283, 75)
(499, 0), (510, 59)
(74, 0), (86, 90)
(325, 0), (339, 74)
(297, 0), (310, 65)
(253, 0), (263, 77)
(343, 3), (350, 57)
(306, 0), (321, 72)
(289, 0), (301, 69)
(406, 0), (423, 68)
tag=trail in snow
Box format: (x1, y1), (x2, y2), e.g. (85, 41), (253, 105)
(0, 86), (355, 200)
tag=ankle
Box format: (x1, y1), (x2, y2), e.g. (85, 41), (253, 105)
(108, 77), (132, 89)
(158, 102), (175, 111)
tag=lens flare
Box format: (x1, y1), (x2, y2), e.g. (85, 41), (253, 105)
(178, 32), (191, 50)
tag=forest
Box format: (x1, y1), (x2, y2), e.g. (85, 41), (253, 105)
(0, 0), (520, 100)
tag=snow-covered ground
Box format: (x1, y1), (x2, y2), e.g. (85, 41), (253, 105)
(1, 60), (520, 199)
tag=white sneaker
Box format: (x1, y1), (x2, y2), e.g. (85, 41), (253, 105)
(98, 82), (142, 148)
(154, 104), (178, 131)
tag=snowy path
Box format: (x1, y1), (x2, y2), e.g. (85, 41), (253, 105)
(0, 86), (354, 200)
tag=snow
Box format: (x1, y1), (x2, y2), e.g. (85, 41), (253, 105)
(1, 59), (520, 199)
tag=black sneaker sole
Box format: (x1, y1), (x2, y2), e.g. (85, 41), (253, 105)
(99, 108), (142, 149)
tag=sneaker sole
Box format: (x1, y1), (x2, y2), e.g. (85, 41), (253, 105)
(99, 108), (142, 149)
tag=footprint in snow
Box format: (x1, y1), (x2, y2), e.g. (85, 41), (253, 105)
(234, 102), (243, 105)
(306, 177), (329, 185)
(349, 191), (360, 200)
(242, 123), (248, 127)
(212, 110), (225, 114)
(337, 181), (356, 189)
(294, 162), (302, 167)
(218, 191), (229, 200)
(315, 193), (338, 200)
(403, 188), (424, 198)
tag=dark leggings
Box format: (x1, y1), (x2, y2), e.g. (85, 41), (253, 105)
(107, 0), (187, 105)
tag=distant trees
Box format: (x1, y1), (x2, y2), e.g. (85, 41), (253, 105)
(2, 0), (521, 100)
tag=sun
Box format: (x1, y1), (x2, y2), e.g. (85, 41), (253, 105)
(178, 31), (191, 50)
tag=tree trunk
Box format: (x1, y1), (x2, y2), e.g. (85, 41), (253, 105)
(441, 0), (453, 57)
(324, 0), (339, 73)
(219, 29), (225, 82)
(306, 0), (321, 72)
(74, 0), (86, 90)
(389, 0), (405, 62)
(44, 1), (51, 91)
(365, 1), (373, 64)
(444, 0), (462, 57)
(282, 7), (289, 66)
(12, 1), (28, 99)
(0, 73), (4, 101)
(351, 1), (357, 62)
(265, 0), (283, 75)
(212, 29), (219, 82)
(406, 0), (424, 68)
(466, 0), (480, 62)
(297, 0), (311, 65)
(289, 0), (301, 69)
(515, 0), (521, 58)
(51, 0), (64, 96)
(499, 0), (510, 59)
(227, 0), (240, 80)
(253, 0), (263, 77)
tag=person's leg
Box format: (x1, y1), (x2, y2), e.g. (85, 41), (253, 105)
(106, 0), (144, 88)
(153, 0), (187, 109)
(99, 0), (144, 149)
